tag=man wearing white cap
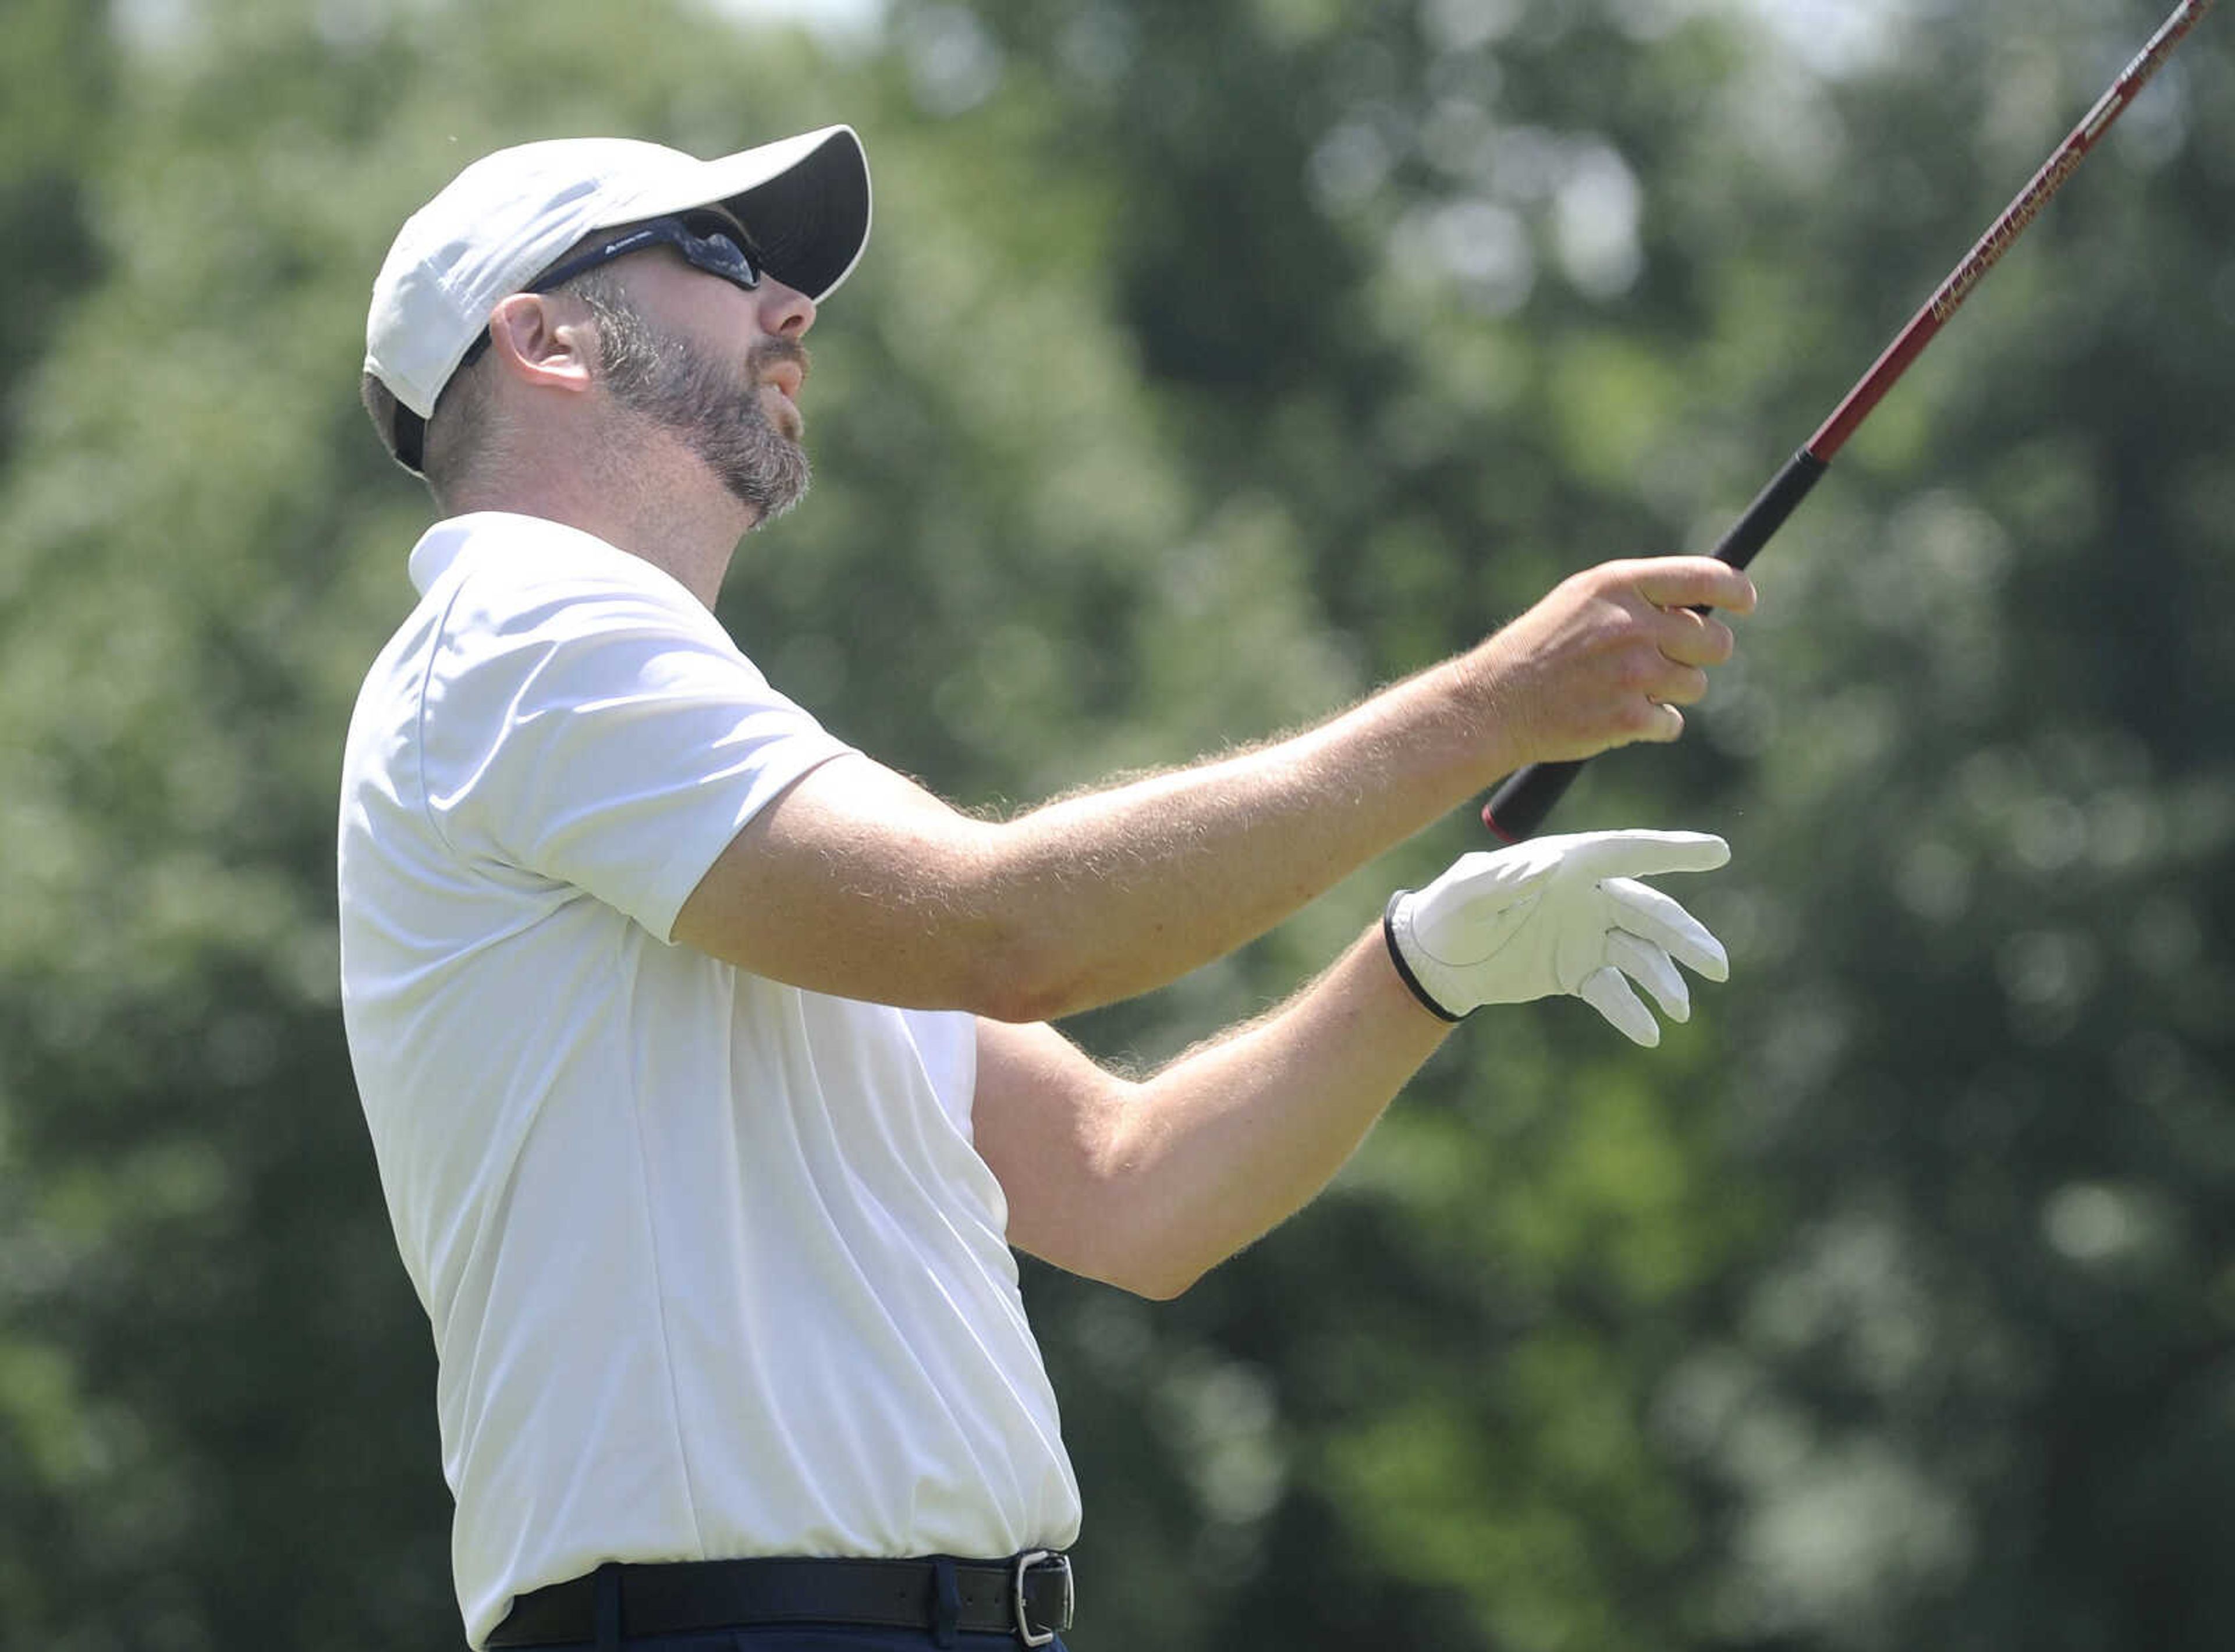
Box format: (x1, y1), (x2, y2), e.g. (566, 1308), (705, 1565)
(340, 124), (1756, 1651)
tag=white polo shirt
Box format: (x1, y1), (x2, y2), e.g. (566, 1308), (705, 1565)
(336, 513), (1081, 1649)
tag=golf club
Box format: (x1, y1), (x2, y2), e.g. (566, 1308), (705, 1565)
(1482, 0), (2216, 843)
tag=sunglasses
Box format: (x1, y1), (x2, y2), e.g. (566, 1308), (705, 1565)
(455, 211), (764, 374)
(533, 211), (764, 297)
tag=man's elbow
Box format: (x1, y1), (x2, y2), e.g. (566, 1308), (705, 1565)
(963, 921), (1102, 1025)
(1027, 1189), (1214, 1301)
(1081, 1221), (1215, 1302)
(1117, 1260), (1206, 1302)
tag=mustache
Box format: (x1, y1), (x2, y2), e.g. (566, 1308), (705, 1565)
(747, 335), (810, 387)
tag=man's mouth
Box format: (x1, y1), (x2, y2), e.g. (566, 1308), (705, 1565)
(761, 360), (805, 403)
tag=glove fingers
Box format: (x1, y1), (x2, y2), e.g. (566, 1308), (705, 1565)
(1604, 879), (1729, 982)
(1577, 964), (1661, 1048)
(1605, 929), (1691, 1023)
(1560, 829), (1730, 882)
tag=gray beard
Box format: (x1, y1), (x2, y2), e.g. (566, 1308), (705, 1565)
(594, 295), (812, 523)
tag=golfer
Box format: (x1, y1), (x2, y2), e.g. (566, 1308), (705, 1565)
(339, 125), (1756, 1652)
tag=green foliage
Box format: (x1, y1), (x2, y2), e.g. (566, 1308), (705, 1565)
(3, 1), (2232, 1649)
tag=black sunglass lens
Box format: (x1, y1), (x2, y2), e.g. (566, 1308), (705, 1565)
(683, 216), (760, 280)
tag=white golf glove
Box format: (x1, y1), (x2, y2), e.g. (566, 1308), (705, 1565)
(1383, 829), (1733, 1047)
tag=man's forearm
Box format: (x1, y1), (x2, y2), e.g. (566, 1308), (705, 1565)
(918, 554), (1756, 1018)
(1028, 928), (1456, 1299)
(973, 655), (1512, 1017)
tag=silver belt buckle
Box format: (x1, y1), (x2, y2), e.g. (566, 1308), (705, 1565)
(1010, 1550), (1072, 1647)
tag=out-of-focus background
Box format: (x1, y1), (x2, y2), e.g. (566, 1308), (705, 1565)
(3, 0), (2233, 1647)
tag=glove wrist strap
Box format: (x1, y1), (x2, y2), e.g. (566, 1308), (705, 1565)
(1382, 891), (1465, 1023)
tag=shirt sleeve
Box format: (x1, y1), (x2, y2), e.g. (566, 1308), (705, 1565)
(417, 569), (852, 942)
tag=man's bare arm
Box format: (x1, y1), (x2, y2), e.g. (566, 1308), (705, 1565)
(672, 556), (1755, 1020)
(970, 929), (1453, 1299)
(971, 826), (1734, 1298)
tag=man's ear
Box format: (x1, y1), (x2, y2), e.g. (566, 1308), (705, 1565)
(485, 292), (597, 394)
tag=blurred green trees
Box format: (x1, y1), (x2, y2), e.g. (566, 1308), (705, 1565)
(2, 1), (2230, 1648)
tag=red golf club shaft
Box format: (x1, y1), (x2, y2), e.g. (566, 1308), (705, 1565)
(1483, 0), (2215, 843)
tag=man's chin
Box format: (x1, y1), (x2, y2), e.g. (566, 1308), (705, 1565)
(730, 451), (811, 525)
(693, 403), (811, 524)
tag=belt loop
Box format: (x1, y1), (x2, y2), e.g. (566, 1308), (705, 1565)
(594, 1561), (623, 1651)
(930, 1555), (960, 1650)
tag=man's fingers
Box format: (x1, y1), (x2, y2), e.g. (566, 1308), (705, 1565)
(1631, 558), (1758, 614)
(1605, 877), (1730, 980)
(1640, 702), (1687, 743)
(1646, 662), (1712, 708)
(1655, 606), (1737, 669)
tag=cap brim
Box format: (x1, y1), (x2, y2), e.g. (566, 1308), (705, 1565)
(725, 126), (872, 302)
(632, 125), (871, 304)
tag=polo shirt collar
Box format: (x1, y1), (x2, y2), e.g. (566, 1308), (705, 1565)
(406, 517), (478, 596)
(407, 511), (630, 597)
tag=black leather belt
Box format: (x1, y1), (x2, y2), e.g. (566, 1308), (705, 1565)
(486, 1552), (1075, 1648)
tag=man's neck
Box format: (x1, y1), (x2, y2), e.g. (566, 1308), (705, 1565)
(450, 436), (757, 610)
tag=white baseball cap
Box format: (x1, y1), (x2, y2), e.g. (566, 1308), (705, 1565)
(364, 125), (871, 471)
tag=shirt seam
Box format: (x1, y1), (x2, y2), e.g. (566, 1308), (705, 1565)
(412, 569), (482, 861)
(643, 741), (854, 944)
(619, 951), (710, 1555)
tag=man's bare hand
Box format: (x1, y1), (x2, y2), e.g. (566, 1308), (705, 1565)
(1466, 556), (1757, 765)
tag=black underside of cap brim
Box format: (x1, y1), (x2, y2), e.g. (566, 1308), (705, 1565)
(723, 129), (869, 302)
